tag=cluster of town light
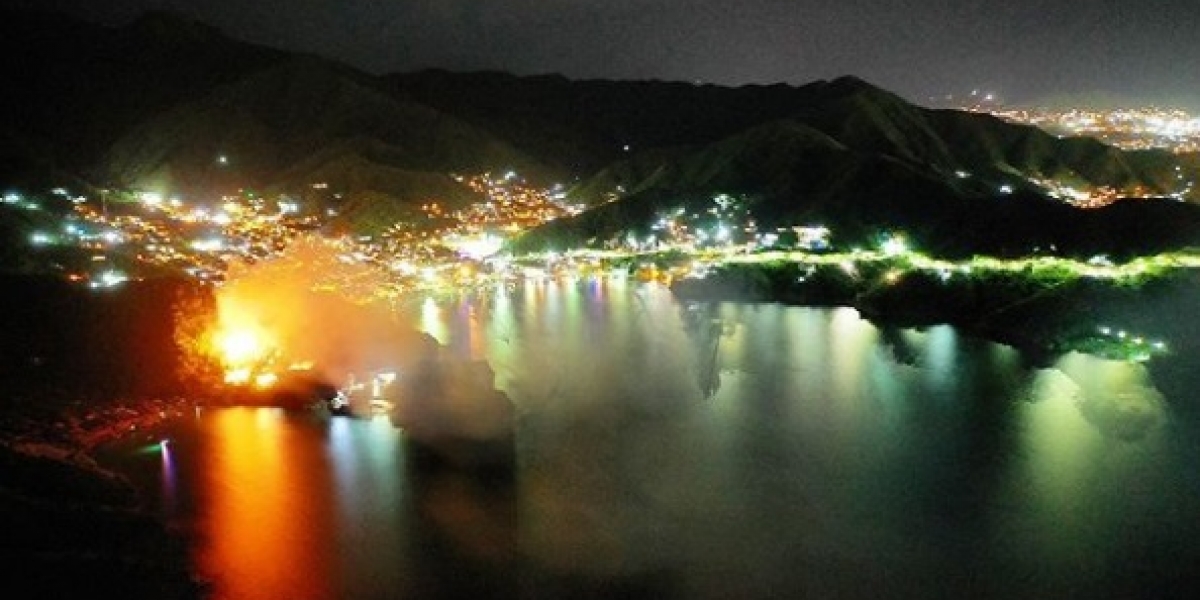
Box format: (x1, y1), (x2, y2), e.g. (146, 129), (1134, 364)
(8, 172), (1195, 365)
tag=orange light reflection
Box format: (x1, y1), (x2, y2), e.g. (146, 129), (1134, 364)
(198, 409), (335, 600)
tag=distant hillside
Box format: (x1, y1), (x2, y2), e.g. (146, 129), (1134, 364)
(389, 72), (1194, 196)
(389, 70), (844, 175)
(510, 77), (1200, 257)
(0, 10), (288, 184)
(0, 10), (546, 230)
(562, 76), (1190, 202)
(4, 10), (1199, 258)
(99, 58), (545, 205)
(268, 143), (484, 234)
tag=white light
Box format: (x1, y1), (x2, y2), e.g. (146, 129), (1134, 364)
(140, 191), (163, 206)
(99, 270), (128, 288)
(881, 234), (908, 256)
(191, 238), (225, 252)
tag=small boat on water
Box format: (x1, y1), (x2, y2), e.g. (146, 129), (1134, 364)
(323, 370), (399, 418)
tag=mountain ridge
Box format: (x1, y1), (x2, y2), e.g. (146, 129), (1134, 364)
(3, 9), (1199, 259)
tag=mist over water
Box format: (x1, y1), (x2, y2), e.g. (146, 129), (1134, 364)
(212, 236), (514, 447)
(123, 278), (1200, 599)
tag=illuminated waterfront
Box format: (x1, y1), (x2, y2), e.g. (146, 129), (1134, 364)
(114, 280), (1200, 599)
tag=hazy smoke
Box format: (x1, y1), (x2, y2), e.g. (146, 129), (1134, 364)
(217, 236), (514, 446)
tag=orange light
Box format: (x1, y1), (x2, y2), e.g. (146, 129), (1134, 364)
(224, 368), (252, 385)
(254, 372), (279, 389)
(219, 330), (265, 365)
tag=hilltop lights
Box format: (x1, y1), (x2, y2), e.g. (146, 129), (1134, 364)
(89, 270), (129, 290)
(1090, 326), (1170, 361)
(973, 104), (1200, 154)
(880, 233), (909, 257)
(794, 226), (832, 251)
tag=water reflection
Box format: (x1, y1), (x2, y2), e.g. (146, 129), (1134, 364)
(141, 280), (1200, 599)
(197, 408), (336, 600)
(181, 407), (524, 600)
(326, 417), (409, 598)
(991, 354), (1188, 597)
(160, 440), (176, 517)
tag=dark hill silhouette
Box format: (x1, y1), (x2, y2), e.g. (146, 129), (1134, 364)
(494, 75), (1198, 257)
(3, 10), (1199, 258)
(388, 70), (849, 174)
(0, 10), (288, 181)
(389, 71), (1191, 199)
(99, 57), (545, 208)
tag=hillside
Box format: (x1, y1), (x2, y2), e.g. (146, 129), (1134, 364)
(390, 72), (1193, 197)
(0, 10), (288, 186)
(389, 70), (849, 175)
(3, 10), (1199, 260)
(99, 58), (545, 205)
(509, 77), (1200, 257)
(0, 10), (546, 229)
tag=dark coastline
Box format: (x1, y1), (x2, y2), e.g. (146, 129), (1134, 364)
(0, 395), (205, 599)
(668, 259), (1198, 367)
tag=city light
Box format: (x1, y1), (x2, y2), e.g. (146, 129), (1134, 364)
(880, 234), (908, 256)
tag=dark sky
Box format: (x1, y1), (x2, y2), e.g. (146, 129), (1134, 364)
(16, 0), (1200, 109)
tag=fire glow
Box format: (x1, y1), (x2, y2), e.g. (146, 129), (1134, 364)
(202, 237), (402, 394)
(211, 296), (290, 388)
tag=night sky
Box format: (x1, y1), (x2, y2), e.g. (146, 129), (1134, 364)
(15, 0), (1200, 109)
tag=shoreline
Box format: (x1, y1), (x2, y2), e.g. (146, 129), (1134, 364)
(668, 260), (1186, 366)
(0, 393), (205, 599)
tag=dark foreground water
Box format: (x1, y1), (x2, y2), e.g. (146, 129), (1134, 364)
(116, 280), (1200, 599)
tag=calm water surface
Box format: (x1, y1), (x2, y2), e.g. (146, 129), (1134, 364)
(120, 279), (1200, 599)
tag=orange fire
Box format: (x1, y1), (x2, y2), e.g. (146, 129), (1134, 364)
(200, 237), (387, 393)
(211, 296), (282, 388)
(217, 329), (267, 365)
